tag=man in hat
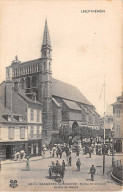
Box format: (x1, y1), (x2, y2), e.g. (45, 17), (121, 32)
(76, 158), (81, 171)
(51, 161), (55, 167)
(62, 160), (66, 171)
(69, 155), (72, 166)
(90, 165), (96, 181)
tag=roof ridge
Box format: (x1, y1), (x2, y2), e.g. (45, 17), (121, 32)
(52, 78), (78, 89)
(52, 78), (92, 106)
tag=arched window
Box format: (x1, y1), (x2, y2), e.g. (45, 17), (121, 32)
(21, 67), (23, 75)
(15, 68), (17, 76)
(27, 66), (29, 74)
(36, 64), (38, 72)
(31, 65), (33, 73)
(72, 121), (79, 136)
(20, 78), (24, 89)
(43, 62), (46, 71)
(20, 68), (22, 75)
(25, 77), (31, 88)
(33, 65), (35, 73)
(32, 75), (37, 87)
(44, 51), (46, 57)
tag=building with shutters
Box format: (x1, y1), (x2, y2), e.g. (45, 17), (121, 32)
(0, 81), (43, 160)
(112, 94), (123, 152)
(5, 19), (100, 144)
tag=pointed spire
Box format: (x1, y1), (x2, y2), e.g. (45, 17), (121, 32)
(42, 19), (51, 47)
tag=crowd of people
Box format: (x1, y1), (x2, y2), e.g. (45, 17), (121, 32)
(47, 142), (98, 181)
(12, 150), (26, 161)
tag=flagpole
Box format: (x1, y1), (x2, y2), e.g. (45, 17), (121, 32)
(103, 75), (106, 175)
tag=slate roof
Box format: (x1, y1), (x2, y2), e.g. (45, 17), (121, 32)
(79, 104), (88, 113)
(0, 102), (12, 115)
(52, 97), (61, 108)
(52, 78), (92, 106)
(87, 106), (95, 115)
(112, 101), (122, 106)
(0, 103), (27, 124)
(63, 99), (82, 111)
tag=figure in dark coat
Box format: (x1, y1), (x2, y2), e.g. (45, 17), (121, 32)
(76, 158), (81, 171)
(90, 165), (96, 181)
(69, 155), (72, 166)
(62, 160), (66, 171)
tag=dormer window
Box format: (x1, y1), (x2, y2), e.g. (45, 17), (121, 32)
(13, 115), (23, 121)
(2, 114), (11, 121)
(8, 116), (11, 121)
(19, 116), (23, 121)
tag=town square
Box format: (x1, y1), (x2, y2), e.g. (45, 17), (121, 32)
(0, 147), (122, 191)
(0, 1), (122, 192)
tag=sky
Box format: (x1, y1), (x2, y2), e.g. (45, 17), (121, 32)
(0, 0), (122, 116)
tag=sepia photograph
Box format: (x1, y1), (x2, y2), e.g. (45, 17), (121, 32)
(0, 0), (122, 192)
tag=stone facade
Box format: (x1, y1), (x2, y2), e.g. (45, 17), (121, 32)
(112, 95), (123, 152)
(0, 81), (43, 159)
(5, 20), (100, 142)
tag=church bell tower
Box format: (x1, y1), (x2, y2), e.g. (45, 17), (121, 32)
(40, 19), (52, 142)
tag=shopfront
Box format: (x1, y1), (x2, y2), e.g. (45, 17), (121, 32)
(28, 139), (42, 157)
(0, 141), (28, 160)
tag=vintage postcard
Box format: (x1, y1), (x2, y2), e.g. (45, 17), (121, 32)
(0, 0), (122, 192)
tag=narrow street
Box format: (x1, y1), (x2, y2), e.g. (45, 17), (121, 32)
(0, 151), (122, 191)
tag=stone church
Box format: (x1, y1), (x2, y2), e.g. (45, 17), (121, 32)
(6, 20), (100, 142)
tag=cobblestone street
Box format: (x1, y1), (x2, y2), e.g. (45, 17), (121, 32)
(0, 151), (122, 191)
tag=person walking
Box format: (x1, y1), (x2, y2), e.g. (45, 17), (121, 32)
(90, 165), (96, 181)
(89, 147), (92, 158)
(42, 148), (46, 158)
(52, 146), (56, 157)
(76, 158), (81, 171)
(26, 156), (30, 171)
(51, 161), (55, 167)
(62, 160), (66, 171)
(69, 155), (72, 166)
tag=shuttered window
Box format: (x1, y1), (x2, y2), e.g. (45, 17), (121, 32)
(30, 109), (34, 121)
(20, 127), (25, 139)
(8, 127), (14, 139)
(37, 126), (40, 138)
(37, 110), (40, 122)
(30, 126), (34, 138)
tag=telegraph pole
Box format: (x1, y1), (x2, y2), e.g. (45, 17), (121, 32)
(103, 75), (106, 175)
